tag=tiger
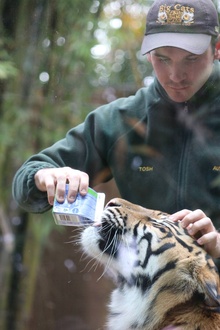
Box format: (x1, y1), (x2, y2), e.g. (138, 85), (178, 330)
(80, 198), (220, 330)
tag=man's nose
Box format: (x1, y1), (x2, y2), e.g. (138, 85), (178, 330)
(169, 64), (186, 82)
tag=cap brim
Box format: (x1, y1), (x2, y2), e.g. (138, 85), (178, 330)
(141, 33), (211, 55)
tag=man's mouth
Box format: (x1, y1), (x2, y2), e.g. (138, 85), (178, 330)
(168, 84), (190, 91)
(170, 86), (187, 90)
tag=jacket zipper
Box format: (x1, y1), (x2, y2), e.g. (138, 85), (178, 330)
(176, 102), (192, 210)
(183, 102), (188, 113)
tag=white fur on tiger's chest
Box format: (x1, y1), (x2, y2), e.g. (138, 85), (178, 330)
(107, 286), (151, 330)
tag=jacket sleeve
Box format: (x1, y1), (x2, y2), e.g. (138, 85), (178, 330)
(12, 107), (114, 213)
(12, 88), (147, 213)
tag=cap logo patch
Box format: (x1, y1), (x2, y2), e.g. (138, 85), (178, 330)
(157, 4), (195, 25)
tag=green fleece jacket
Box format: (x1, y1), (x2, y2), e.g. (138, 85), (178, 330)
(12, 61), (220, 228)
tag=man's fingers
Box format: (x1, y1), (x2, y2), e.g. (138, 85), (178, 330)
(67, 170), (89, 202)
(180, 209), (206, 228)
(46, 182), (57, 205)
(197, 231), (218, 245)
(56, 176), (68, 203)
(197, 231), (220, 259)
(79, 172), (89, 194)
(171, 209), (207, 228)
(186, 217), (214, 236)
(170, 208), (220, 259)
(34, 167), (89, 205)
(170, 209), (191, 221)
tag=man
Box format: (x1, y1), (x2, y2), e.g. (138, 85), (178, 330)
(13, 0), (220, 259)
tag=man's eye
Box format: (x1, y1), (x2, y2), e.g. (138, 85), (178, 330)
(187, 57), (198, 62)
(159, 57), (169, 63)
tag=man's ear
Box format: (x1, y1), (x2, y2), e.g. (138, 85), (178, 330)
(214, 48), (220, 60)
(146, 53), (152, 62)
(214, 35), (220, 60)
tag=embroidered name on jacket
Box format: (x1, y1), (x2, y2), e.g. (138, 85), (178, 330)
(213, 166), (220, 172)
(157, 4), (194, 25)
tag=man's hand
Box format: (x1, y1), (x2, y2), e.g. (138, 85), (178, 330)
(34, 167), (89, 205)
(170, 209), (220, 259)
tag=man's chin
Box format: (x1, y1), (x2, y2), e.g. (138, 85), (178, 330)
(166, 90), (191, 103)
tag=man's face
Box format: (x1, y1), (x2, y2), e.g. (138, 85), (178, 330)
(147, 45), (215, 103)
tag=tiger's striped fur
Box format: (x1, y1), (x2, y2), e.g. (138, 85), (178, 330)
(81, 198), (220, 330)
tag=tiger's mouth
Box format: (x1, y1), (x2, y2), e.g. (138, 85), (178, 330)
(96, 201), (123, 257)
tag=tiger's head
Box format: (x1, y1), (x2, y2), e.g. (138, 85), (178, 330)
(81, 198), (220, 330)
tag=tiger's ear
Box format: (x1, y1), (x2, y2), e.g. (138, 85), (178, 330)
(197, 270), (220, 312)
(203, 281), (220, 311)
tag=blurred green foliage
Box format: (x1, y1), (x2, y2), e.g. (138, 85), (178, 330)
(0, 1), (153, 329)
